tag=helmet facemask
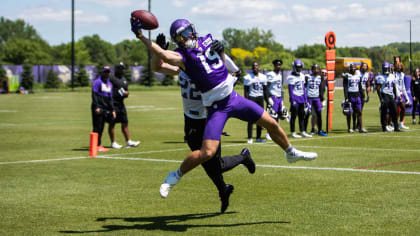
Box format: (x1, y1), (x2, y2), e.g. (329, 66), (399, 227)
(173, 25), (197, 49)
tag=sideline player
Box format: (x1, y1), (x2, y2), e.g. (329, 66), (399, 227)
(288, 59), (311, 138)
(376, 62), (401, 132)
(131, 18), (317, 200)
(243, 62), (267, 143)
(305, 64), (327, 136)
(108, 63), (141, 149)
(356, 62), (370, 130)
(265, 59), (288, 140)
(153, 33), (256, 212)
(394, 62), (410, 130)
(343, 64), (367, 133)
(411, 67), (420, 124)
(91, 66), (116, 152)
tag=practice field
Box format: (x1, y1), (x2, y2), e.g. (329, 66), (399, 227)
(0, 87), (419, 235)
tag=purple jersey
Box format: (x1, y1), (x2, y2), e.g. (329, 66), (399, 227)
(92, 76), (113, 97)
(175, 34), (228, 93)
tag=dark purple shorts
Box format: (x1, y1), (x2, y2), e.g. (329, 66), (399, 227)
(349, 97), (362, 111)
(271, 96), (283, 113)
(204, 91), (265, 140)
(308, 98), (322, 112)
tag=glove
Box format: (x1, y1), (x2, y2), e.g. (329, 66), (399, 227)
(130, 18), (143, 38)
(268, 97), (274, 106)
(156, 33), (169, 50)
(210, 40), (224, 54)
(364, 96), (369, 103)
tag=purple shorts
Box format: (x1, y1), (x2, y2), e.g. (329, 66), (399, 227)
(349, 97), (362, 111)
(204, 90), (265, 140)
(271, 96), (283, 113)
(308, 98), (322, 112)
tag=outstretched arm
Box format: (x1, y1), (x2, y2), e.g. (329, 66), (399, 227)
(131, 19), (185, 70)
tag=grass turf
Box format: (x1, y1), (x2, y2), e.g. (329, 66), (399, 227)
(0, 87), (419, 235)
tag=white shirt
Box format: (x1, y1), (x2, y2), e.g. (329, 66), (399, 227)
(344, 73), (360, 93)
(306, 75), (322, 98)
(287, 73), (306, 97)
(376, 74), (398, 96)
(395, 72), (409, 100)
(243, 72), (267, 97)
(360, 72), (370, 91)
(179, 71), (207, 119)
(266, 71), (283, 97)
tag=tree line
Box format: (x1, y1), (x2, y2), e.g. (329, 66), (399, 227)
(1, 16), (420, 87)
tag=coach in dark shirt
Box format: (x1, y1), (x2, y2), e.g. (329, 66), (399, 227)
(91, 66), (115, 151)
(108, 63), (140, 149)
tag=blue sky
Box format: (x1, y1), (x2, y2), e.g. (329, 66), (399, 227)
(1, 0), (419, 49)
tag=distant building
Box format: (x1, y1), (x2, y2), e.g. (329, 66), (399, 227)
(335, 57), (372, 75)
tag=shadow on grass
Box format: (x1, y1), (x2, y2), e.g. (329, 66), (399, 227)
(72, 147), (90, 151)
(162, 141), (186, 144)
(59, 212), (289, 233)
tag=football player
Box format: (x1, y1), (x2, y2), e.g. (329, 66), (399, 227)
(394, 62), (410, 129)
(243, 62), (267, 143)
(343, 64), (367, 133)
(305, 64), (327, 136)
(376, 62), (401, 132)
(288, 59), (311, 138)
(108, 63), (141, 149)
(131, 18), (317, 204)
(153, 33), (255, 213)
(411, 67), (420, 124)
(265, 59), (288, 140)
(355, 62), (371, 130)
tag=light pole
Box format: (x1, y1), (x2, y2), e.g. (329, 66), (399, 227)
(147, 0), (152, 86)
(409, 19), (412, 75)
(71, 0), (75, 90)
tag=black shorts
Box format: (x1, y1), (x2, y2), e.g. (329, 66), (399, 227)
(112, 103), (128, 124)
(184, 115), (206, 151)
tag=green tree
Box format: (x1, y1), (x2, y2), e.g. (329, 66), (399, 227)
(75, 65), (90, 87)
(0, 17), (43, 44)
(161, 74), (174, 86)
(44, 69), (60, 89)
(140, 66), (155, 86)
(0, 65), (6, 79)
(81, 34), (117, 66)
(20, 63), (34, 90)
(223, 27), (280, 52)
(115, 39), (148, 66)
(2, 37), (51, 64)
(51, 41), (92, 65)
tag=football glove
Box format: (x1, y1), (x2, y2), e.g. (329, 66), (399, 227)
(268, 97), (274, 106)
(156, 33), (169, 50)
(210, 40), (224, 54)
(130, 18), (143, 38)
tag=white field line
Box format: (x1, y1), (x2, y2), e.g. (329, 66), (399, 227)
(97, 156), (420, 175)
(0, 157), (89, 165)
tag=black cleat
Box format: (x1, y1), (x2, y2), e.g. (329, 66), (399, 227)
(222, 132), (230, 136)
(241, 148), (255, 174)
(220, 184), (234, 213)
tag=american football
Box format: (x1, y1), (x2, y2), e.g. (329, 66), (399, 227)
(131, 10), (159, 30)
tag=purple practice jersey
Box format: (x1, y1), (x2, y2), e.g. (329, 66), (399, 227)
(176, 34), (234, 106)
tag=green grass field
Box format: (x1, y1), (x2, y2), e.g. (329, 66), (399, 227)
(1, 87), (419, 235)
